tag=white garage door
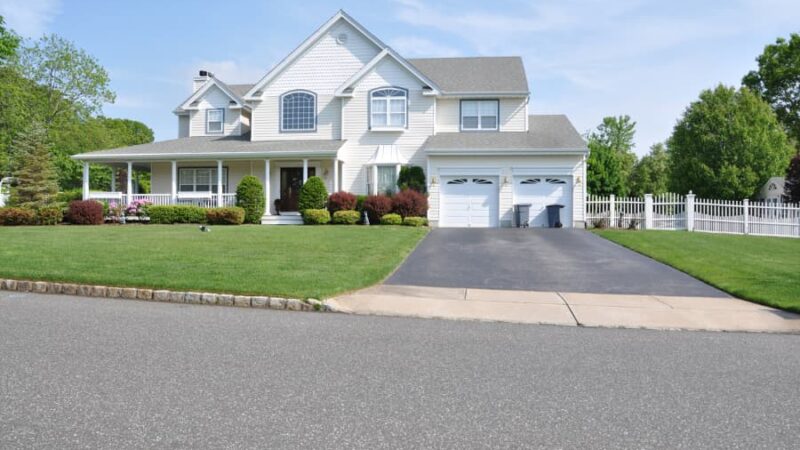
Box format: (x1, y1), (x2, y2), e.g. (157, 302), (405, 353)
(513, 176), (572, 227)
(440, 177), (499, 228)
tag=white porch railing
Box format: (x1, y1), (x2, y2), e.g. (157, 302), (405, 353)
(88, 193), (238, 209)
(587, 193), (800, 238)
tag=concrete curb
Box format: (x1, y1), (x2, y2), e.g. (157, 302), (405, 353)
(0, 278), (332, 313)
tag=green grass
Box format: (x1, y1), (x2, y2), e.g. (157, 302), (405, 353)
(0, 225), (428, 299)
(595, 230), (800, 312)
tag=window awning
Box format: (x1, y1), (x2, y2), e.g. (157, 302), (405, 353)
(365, 145), (407, 165)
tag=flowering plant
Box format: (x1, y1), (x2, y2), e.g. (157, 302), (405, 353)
(107, 201), (125, 223)
(125, 199), (151, 217)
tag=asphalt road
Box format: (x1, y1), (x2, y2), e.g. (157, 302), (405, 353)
(2, 292), (799, 449)
(387, 228), (728, 297)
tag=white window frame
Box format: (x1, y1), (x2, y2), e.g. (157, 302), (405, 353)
(460, 99), (499, 131)
(206, 108), (224, 134)
(280, 90), (317, 132)
(370, 87), (408, 130)
(178, 167), (228, 193)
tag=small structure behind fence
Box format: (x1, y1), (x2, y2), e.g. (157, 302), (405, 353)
(587, 192), (800, 239)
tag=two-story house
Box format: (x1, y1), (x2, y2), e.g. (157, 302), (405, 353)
(73, 10), (588, 227)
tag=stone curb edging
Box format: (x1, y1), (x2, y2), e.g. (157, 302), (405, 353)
(0, 278), (331, 313)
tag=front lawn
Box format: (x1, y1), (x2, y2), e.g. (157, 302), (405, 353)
(0, 225), (428, 299)
(595, 230), (800, 312)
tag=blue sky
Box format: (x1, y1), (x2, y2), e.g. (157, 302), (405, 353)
(1, 0), (799, 155)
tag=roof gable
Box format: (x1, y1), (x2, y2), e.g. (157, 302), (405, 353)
(334, 48), (441, 96)
(174, 77), (248, 113)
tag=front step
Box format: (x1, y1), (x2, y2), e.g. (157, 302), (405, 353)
(261, 212), (303, 225)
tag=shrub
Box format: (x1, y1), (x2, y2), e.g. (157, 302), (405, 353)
(126, 199), (151, 217)
(402, 216), (428, 227)
(380, 213), (402, 225)
(298, 176), (328, 211)
(397, 165), (426, 193)
(206, 207), (246, 225)
(303, 208), (330, 225)
(55, 189), (83, 203)
(0, 207), (37, 225)
(362, 195), (393, 224)
(332, 210), (360, 225)
(66, 200), (104, 225)
(328, 191), (357, 213)
(355, 195), (367, 211)
(236, 176), (265, 224)
(392, 189), (428, 218)
(147, 205), (207, 224)
(37, 206), (63, 225)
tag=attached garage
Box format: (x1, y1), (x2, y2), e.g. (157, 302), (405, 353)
(439, 176), (499, 228)
(513, 176), (572, 228)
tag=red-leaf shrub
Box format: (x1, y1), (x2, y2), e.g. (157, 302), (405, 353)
(0, 207), (37, 225)
(392, 189), (428, 218)
(362, 195), (393, 224)
(206, 207), (245, 225)
(328, 191), (357, 213)
(67, 200), (104, 225)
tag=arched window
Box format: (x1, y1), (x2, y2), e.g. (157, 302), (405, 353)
(281, 91), (316, 132)
(370, 87), (407, 129)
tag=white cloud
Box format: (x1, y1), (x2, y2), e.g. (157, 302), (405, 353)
(0, 0), (61, 37)
(389, 36), (462, 57)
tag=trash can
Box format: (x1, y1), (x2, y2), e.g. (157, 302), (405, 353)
(546, 204), (565, 228)
(513, 204), (531, 228)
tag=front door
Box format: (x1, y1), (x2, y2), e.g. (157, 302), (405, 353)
(280, 167), (315, 211)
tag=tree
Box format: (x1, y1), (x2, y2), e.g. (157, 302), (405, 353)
(397, 165), (426, 193)
(743, 34), (800, 146)
(629, 143), (670, 196)
(668, 85), (794, 199)
(785, 154), (800, 203)
(586, 115), (637, 196)
(9, 123), (59, 208)
(298, 176), (328, 211)
(16, 34), (115, 125)
(0, 16), (20, 63)
(236, 176), (266, 224)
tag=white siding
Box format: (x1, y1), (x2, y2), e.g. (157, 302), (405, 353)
(339, 57), (435, 194)
(250, 20), (381, 141)
(435, 97), (528, 133)
(188, 85), (243, 136)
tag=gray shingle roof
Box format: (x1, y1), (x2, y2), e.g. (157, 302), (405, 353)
(424, 115), (587, 152)
(408, 57), (528, 94)
(227, 83), (255, 98)
(73, 134), (345, 161)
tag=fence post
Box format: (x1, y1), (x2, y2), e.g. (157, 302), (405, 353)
(644, 194), (653, 230)
(743, 199), (749, 235)
(609, 194), (616, 228)
(686, 192), (695, 232)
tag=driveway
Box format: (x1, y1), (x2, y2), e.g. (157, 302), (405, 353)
(387, 228), (728, 297)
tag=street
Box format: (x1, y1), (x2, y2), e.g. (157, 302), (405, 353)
(1, 291), (799, 449)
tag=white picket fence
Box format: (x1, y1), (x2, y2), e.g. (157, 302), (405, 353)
(587, 193), (800, 238)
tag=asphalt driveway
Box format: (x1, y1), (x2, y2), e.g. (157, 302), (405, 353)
(386, 229), (728, 297)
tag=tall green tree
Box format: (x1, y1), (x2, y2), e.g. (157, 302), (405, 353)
(586, 115), (637, 196)
(785, 154), (800, 203)
(0, 16), (20, 63)
(668, 85), (794, 199)
(9, 123), (59, 208)
(630, 143), (670, 196)
(743, 34), (800, 147)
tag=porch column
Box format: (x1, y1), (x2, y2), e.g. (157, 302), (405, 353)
(82, 162), (90, 200)
(302, 159), (309, 184)
(170, 161), (177, 204)
(372, 165), (378, 195)
(126, 161), (133, 201)
(333, 158), (339, 193)
(264, 159), (271, 216)
(216, 160), (223, 207)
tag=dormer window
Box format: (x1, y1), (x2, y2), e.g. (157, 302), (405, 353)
(370, 87), (407, 129)
(206, 108), (224, 134)
(461, 100), (498, 131)
(281, 90), (316, 132)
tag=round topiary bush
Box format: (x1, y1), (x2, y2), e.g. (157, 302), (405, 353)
(303, 208), (331, 225)
(362, 195), (392, 224)
(397, 165), (426, 193)
(332, 210), (360, 225)
(236, 175), (265, 224)
(328, 191), (357, 213)
(392, 189), (428, 218)
(298, 176), (328, 212)
(67, 200), (104, 225)
(402, 216), (428, 227)
(380, 213), (402, 225)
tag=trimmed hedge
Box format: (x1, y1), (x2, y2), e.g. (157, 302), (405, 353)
(303, 208), (331, 225)
(332, 210), (360, 225)
(67, 200), (103, 225)
(236, 176), (265, 224)
(403, 216), (428, 227)
(392, 189), (428, 218)
(362, 195), (393, 224)
(0, 207), (37, 225)
(147, 205), (207, 224)
(298, 176), (328, 211)
(355, 195), (367, 212)
(37, 206), (63, 225)
(380, 213), (402, 225)
(328, 191), (357, 213)
(206, 207), (245, 225)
